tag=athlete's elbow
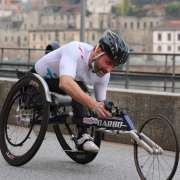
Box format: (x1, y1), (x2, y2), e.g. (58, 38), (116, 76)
(59, 76), (71, 91)
(59, 79), (66, 91)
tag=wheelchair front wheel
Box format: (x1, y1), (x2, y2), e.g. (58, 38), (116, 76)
(0, 74), (50, 166)
(134, 115), (179, 180)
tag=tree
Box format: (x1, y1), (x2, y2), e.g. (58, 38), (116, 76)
(165, 2), (180, 18)
(131, 0), (154, 7)
(131, 0), (178, 7)
(111, 5), (122, 16)
(123, 0), (130, 15)
(47, 0), (80, 5)
(111, 0), (130, 16)
(47, 0), (60, 4)
(127, 7), (146, 17)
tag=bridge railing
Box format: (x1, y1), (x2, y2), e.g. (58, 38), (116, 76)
(121, 52), (180, 92)
(0, 47), (180, 92)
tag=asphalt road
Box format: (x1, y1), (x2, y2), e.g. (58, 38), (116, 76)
(0, 132), (180, 180)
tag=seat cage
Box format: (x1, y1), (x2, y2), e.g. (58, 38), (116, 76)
(32, 73), (72, 105)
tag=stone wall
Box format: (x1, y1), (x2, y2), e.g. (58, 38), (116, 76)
(0, 78), (16, 111)
(105, 88), (180, 147)
(0, 79), (180, 148)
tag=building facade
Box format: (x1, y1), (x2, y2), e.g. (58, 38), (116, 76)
(111, 16), (163, 52)
(28, 28), (102, 49)
(0, 3), (165, 53)
(86, 0), (121, 13)
(153, 20), (180, 54)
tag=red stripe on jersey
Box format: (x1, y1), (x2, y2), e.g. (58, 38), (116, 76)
(78, 46), (83, 60)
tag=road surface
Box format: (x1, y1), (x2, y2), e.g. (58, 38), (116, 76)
(0, 132), (180, 180)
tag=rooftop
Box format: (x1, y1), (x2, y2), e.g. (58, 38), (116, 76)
(153, 20), (180, 31)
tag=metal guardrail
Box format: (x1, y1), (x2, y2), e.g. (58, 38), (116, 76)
(1, 47), (180, 92)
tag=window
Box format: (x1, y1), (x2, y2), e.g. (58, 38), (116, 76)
(67, 14), (70, 21)
(92, 33), (95, 41)
(5, 36), (8, 42)
(124, 22), (127, 29)
(167, 46), (171, 51)
(40, 34), (43, 41)
(130, 22), (134, 29)
(178, 46), (180, 51)
(24, 37), (27, 41)
(157, 46), (161, 52)
(150, 22), (153, 28)
(100, 21), (103, 29)
(158, 33), (162, 41)
(33, 34), (36, 41)
(48, 34), (51, 40)
(11, 36), (14, 41)
(137, 22), (140, 29)
(143, 22), (146, 29)
(24, 24), (27, 30)
(167, 33), (171, 41)
(17, 36), (21, 47)
(89, 21), (93, 28)
(178, 34), (180, 41)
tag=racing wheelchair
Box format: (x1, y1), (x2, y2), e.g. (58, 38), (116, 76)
(0, 72), (179, 180)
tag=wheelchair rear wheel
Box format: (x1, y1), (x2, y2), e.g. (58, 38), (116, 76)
(0, 74), (50, 166)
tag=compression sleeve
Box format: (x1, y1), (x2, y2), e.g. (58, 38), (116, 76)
(94, 73), (110, 101)
(59, 42), (81, 78)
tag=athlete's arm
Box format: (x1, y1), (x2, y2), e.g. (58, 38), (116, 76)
(59, 75), (111, 118)
(94, 73), (110, 102)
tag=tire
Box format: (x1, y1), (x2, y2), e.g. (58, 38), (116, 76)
(134, 115), (179, 180)
(53, 116), (101, 164)
(0, 74), (49, 166)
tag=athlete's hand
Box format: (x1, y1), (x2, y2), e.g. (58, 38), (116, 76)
(93, 102), (111, 118)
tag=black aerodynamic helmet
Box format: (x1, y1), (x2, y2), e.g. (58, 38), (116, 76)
(99, 29), (129, 65)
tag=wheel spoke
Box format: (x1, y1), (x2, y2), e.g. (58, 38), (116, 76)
(139, 152), (153, 169)
(159, 154), (174, 172)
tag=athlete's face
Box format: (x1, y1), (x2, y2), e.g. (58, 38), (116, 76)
(95, 54), (116, 77)
(91, 47), (117, 77)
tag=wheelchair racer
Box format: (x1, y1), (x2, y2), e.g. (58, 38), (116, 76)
(33, 29), (129, 153)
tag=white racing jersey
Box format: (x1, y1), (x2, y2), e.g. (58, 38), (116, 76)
(35, 41), (110, 101)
